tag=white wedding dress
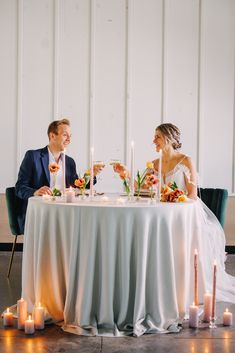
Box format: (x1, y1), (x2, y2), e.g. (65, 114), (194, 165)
(160, 162), (235, 304)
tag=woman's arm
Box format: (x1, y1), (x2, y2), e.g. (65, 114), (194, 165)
(183, 156), (197, 200)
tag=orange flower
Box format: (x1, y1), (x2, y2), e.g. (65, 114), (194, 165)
(74, 178), (85, 188)
(49, 162), (60, 174)
(119, 170), (130, 180)
(145, 174), (158, 187)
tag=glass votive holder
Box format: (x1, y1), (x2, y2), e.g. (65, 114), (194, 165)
(209, 316), (217, 328)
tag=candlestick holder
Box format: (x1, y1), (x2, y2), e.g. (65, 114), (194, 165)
(209, 316), (217, 328)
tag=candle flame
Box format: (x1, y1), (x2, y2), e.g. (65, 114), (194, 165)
(194, 249), (198, 255)
(28, 315), (31, 320)
(69, 186), (72, 191)
(38, 302), (41, 307)
(226, 308), (228, 312)
(6, 307), (9, 313)
(214, 260), (217, 266)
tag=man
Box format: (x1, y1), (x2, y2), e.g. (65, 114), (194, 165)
(15, 118), (97, 232)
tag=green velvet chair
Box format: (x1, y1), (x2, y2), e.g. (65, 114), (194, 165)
(5, 187), (24, 277)
(198, 188), (228, 228)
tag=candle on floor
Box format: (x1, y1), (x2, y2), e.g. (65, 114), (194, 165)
(223, 308), (233, 326)
(3, 308), (14, 327)
(17, 297), (27, 330)
(194, 249), (198, 306)
(34, 302), (45, 330)
(189, 302), (199, 328)
(24, 315), (35, 335)
(66, 186), (75, 203)
(203, 291), (212, 323)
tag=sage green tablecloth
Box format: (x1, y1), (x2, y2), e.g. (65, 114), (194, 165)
(22, 196), (204, 336)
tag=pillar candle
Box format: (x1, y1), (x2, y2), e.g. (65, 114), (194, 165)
(17, 297), (27, 330)
(203, 291), (212, 323)
(66, 186), (75, 203)
(3, 308), (14, 327)
(223, 308), (233, 326)
(158, 149), (162, 200)
(24, 315), (35, 335)
(34, 303), (45, 330)
(211, 261), (217, 319)
(130, 141), (135, 196)
(90, 147), (94, 198)
(194, 249), (198, 306)
(189, 302), (199, 328)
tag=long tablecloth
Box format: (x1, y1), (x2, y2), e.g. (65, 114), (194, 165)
(22, 196), (205, 336)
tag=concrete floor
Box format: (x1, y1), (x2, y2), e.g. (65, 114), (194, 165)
(1, 252), (235, 353)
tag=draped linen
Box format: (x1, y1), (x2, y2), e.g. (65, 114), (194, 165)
(22, 197), (209, 336)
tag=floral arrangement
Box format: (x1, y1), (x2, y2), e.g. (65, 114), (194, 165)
(74, 171), (90, 195)
(48, 162), (61, 196)
(119, 170), (131, 195)
(136, 161), (158, 197)
(161, 181), (187, 202)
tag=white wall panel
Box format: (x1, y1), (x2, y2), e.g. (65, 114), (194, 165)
(0, 0), (235, 194)
(58, 0), (90, 171)
(200, 0), (234, 189)
(21, 0), (54, 155)
(0, 0), (18, 187)
(164, 0), (199, 163)
(131, 0), (163, 172)
(92, 0), (126, 192)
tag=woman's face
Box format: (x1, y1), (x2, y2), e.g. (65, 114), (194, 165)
(153, 129), (167, 152)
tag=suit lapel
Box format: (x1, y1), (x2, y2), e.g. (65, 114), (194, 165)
(41, 147), (50, 185)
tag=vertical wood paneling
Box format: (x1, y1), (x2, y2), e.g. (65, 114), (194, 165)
(21, 0), (54, 153)
(92, 0), (126, 192)
(200, 0), (234, 188)
(58, 0), (90, 170)
(131, 0), (163, 171)
(164, 0), (199, 163)
(53, 0), (61, 120)
(16, 0), (23, 172)
(0, 0), (18, 190)
(0, 0), (235, 194)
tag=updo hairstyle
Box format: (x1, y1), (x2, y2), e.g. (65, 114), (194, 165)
(156, 123), (182, 150)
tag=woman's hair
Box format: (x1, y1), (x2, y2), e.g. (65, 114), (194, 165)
(156, 123), (182, 150)
(47, 118), (70, 137)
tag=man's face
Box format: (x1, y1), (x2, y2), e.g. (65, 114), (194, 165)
(50, 124), (71, 151)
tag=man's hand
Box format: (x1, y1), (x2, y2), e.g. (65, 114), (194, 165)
(34, 186), (52, 196)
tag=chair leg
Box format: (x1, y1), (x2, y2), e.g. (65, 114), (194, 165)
(7, 235), (18, 278)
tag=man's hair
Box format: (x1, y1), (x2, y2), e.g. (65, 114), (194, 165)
(47, 118), (70, 138)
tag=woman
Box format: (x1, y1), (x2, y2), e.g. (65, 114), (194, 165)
(114, 123), (235, 303)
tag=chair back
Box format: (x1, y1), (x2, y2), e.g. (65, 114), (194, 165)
(5, 187), (24, 235)
(198, 188), (228, 228)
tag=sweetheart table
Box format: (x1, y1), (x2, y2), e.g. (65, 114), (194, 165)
(21, 196), (205, 336)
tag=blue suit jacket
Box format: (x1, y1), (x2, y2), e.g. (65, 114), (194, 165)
(15, 146), (78, 232)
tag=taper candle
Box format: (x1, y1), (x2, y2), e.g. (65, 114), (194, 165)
(194, 249), (198, 306)
(130, 141), (135, 196)
(211, 261), (217, 320)
(90, 147), (94, 198)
